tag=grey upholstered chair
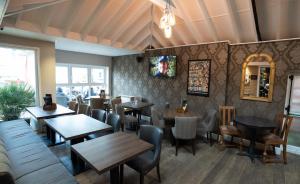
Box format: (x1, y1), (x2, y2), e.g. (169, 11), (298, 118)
(125, 125), (163, 184)
(172, 116), (198, 155)
(197, 109), (217, 146)
(111, 97), (122, 113)
(86, 113), (120, 140)
(151, 107), (165, 129)
(91, 109), (106, 122)
(115, 104), (138, 132)
(77, 104), (90, 115)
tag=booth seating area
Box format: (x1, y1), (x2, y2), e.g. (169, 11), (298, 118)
(0, 119), (77, 184)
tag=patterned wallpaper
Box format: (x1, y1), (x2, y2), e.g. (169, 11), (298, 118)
(112, 39), (300, 121)
(112, 42), (229, 117)
(227, 40), (300, 120)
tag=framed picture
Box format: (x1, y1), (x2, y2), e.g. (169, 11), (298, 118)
(187, 59), (211, 97)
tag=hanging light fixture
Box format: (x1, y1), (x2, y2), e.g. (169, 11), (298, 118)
(159, 0), (175, 38)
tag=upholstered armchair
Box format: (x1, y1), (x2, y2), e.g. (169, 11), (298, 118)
(86, 113), (120, 140)
(151, 107), (165, 130)
(125, 125), (163, 184)
(172, 117), (198, 155)
(197, 109), (217, 146)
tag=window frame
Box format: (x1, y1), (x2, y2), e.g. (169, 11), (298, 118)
(56, 63), (109, 100)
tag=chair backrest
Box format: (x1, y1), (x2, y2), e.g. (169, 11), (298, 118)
(90, 98), (105, 110)
(107, 113), (121, 132)
(91, 109), (106, 122)
(174, 116), (198, 139)
(78, 104), (90, 115)
(151, 107), (163, 126)
(139, 125), (163, 164)
(115, 104), (125, 123)
(68, 101), (78, 113)
(111, 98), (122, 113)
(219, 106), (236, 126)
(76, 95), (84, 105)
(280, 115), (293, 143)
(202, 109), (217, 131)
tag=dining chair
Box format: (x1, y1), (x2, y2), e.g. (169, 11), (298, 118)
(172, 116), (198, 155)
(262, 115), (293, 164)
(197, 109), (217, 146)
(125, 125), (163, 184)
(86, 113), (120, 140)
(91, 109), (106, 122)
(77, 104), (90, 115)
(219, 105), (243, 150)
(76, 95), (84, 105)
(111, 97), (122, 113)
(68, 101), (78, 113)
(115, 104), (138, 131)
(90, 98), (105, 110)
(151, 107), (165, 130)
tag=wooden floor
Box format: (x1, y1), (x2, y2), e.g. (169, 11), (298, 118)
(47, 133), (300, 184)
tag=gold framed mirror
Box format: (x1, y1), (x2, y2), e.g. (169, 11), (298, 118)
(240, 53), (275, 102)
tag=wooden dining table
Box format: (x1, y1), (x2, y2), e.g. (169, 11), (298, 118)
(235, 116), (277, 162)
(71, 132), (153, 184)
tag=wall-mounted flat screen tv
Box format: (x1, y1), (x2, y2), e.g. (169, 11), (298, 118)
(149, 56), (176, 78)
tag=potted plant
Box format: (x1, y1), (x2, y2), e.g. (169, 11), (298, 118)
(0, 83), (35, 121)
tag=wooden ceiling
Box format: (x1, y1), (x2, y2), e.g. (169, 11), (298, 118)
(2, 0), (300, 52)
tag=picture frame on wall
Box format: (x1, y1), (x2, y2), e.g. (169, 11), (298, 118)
(187, 59), (211, 97)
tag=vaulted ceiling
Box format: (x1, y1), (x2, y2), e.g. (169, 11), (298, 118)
(1, 0), (300, 55)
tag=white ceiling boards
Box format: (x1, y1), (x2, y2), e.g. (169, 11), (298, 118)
(1, 0), (300, 56)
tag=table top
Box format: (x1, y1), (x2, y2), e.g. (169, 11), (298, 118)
(44, 114), (112, 140)
(26, 104), (75, 120)
(121, 101), (153, 110)
(163, 108), (199, 120)
(235, 116), (277, 129)
(85, 95), (111, 100)
(71, 132), (153, 174)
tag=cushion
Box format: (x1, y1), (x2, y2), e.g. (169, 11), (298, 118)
(220, 125), (240, 136)
(0, 146), (15, 184)
(263, 133), (284, 145)
(15, 163), (77, 184)
(126, 150), (155, 173)
(8, 142), (59, 179)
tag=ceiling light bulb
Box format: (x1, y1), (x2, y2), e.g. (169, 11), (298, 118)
(164, 26), (172, 38)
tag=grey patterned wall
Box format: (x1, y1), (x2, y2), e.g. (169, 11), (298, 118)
(227, 40), (300, 120)
(112, 40), (300, 121)
(112, 42), (229, 117)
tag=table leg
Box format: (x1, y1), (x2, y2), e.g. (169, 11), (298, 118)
(71, 138), (85, 175)
(49, 128), (56, 145)
(248, 128), (257, 162)
(46, 125), (50, 139)
(110, 166), (120, 184)
(136, 111), (142, 135)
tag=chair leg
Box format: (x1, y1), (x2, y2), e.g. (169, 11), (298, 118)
(120, 164), (123, 184)
(206, 132), (209, 141)
(192, 139), (195, 155)
(263, 144), (268, 163)
(156, 164), (161, 182)
(140, 173), (144, 184)
(220, 134), (224, 145)
(209, 132), (213, 146)
(239, 138), (243, 152)
(230, 136), (234, 143)
(175, 139), (178, 156)
(272, 146), (276, 155)
(283, 145), (287, 164)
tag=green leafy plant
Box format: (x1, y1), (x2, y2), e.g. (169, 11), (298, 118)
(0, 83), (35, 121)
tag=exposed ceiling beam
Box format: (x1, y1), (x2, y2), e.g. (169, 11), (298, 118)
(224, 0), (241, 43)
(0, 0), (9, 25)
(131, 28), (151, 49)
(152, 24), (170, 47)
(81, 0), (110, 40)
(138, 35), (161, 50)
(122, 16), (152, 46)
(250, 0), (261, 41)
(195, 0), (219, 41)
(41, 5), (55, 33)
(172, 0), (203, 43)
(111, 2), (151, 45)
(4, 0), (69, 17)
(97, 0), (135, 41)
(62, 0), (84, 36)
(173, 26), (187, 45)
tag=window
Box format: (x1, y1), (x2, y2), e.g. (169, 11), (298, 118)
(56, 64), (109, 103)
(0, 46), (38, 103)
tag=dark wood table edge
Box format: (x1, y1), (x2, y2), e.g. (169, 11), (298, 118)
(25, 107), (75, 120)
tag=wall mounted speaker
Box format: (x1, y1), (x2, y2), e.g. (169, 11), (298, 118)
(136, 56), (144, 63)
